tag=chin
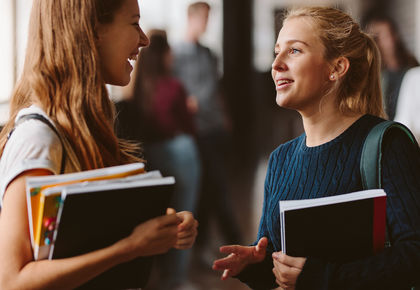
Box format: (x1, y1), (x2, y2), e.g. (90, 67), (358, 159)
(106, 77), (130, 87)
(276, 95), (295, 110)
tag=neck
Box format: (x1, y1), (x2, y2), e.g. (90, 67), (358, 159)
(382, 50), (400, 71)
(301, 105), (363, 147)
(185, 25), (200, 43)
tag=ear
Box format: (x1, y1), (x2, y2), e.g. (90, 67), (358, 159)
(95, 23), (106, 47)
(329, 56), (349, 81)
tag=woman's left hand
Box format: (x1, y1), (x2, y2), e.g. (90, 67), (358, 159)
(272, 251), (306, 290)
(169, 209), (198, 249)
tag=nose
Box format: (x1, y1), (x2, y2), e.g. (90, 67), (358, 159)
(271, 53), (287, 72)
(138, 27), (150, 48)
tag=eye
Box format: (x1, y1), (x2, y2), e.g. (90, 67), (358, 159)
(132, 22), (140, 30)
(289, 48), (301, 54)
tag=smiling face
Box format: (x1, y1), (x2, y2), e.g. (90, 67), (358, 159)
(96, 0), (149, 86)
(271, 17), (332, 115)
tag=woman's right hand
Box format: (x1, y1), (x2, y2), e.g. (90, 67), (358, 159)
(212, 237), (268, 280)
(121, 209), (181, 259)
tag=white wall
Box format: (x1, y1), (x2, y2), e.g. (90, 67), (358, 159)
(0, 0), (14, 103)
(416, 0), (420, 59)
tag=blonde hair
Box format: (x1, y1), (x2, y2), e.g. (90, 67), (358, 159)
(0, 0), (142, 170)
(285, 7), (385, 118)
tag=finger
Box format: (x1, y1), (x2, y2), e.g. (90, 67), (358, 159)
(175, 234), (196, 245)
(256, 237), (268, 252)
(221, 269), (231, 280)
(160, 212), (182, 226)
(166, 207), (176, 215)
(177, 232), (196, 241)
(272, 252), (306, 269)
(176, 211), (195, 229)
(174, 242), (194, 249)
(273, 259), (301, 284)
(219, 245), (248, 256)
(213, 254), (236, 270)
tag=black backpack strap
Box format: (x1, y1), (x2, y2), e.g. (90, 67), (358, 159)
(360, 120), (418, 248)
(8, 113), (66, 174)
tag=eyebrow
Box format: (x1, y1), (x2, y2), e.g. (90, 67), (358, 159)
(275, 39), (310, 49)
(132, 14), (140, 19)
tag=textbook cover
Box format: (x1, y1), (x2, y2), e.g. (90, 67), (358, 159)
(50, 175), (174, 289)
(26, 164), (174, 288)
(26, 163), (145, 260)
(279, 189), (387, 262)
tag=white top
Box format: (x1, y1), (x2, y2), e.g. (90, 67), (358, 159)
(0, 106), (80, 206)
(394, 66), (420, 143)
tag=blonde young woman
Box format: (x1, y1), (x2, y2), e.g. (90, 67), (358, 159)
(0, 0), (198, 289)
(213, 7), (420, 290)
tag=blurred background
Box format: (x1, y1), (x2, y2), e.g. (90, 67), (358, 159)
(1, 0), (419, 289)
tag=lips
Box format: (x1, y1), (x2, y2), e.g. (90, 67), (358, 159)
(276, 78), (294, 89)
(127, 52), (139, 70)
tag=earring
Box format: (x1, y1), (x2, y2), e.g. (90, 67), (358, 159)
(330, 74), (335, 80)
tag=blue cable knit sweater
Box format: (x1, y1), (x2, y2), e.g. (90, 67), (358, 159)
(237, 115), (420, 290)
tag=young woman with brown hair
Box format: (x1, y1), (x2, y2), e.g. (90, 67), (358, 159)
(213, 7), (420, 290)
(0, 0), (197, 288)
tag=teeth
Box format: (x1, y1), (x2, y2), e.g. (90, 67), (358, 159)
(277, 79), (292, 85)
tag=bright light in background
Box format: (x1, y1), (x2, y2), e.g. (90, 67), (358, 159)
(0, 0), (14, 103)
(110, 0), (223, 100)
(139, 0), (223, 66)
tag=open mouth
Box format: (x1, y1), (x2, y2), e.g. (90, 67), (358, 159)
(276, 79), (294, 89)
(127, 54), (138, 67)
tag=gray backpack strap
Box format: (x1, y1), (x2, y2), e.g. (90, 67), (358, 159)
(360, 120), (418, 249)
(8, 113), (66, 174)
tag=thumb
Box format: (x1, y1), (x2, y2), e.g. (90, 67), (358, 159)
(256, 237), (268, 253)
(166, 208), (176, 215)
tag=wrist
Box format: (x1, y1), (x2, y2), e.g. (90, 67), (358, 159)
(112, 237), (141, 264)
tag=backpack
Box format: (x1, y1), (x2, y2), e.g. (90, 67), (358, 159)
(7, 113), (66, 174)
(360, 120), (418, 290)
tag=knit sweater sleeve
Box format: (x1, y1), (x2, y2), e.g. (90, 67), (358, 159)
(234, 150), (279, 289)
(296, 129), (420, 290)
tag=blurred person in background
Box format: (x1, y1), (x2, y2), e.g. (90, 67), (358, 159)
(115, 30), (201, 290)
(363, 12), (419, 120)
(172, 1), (243, 265)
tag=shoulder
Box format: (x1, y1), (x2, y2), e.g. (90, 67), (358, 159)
(0, 107), (62, 201)
(382, 123), (419, 153)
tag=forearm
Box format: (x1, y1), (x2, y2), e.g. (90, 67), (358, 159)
(3, 238), (134, 290)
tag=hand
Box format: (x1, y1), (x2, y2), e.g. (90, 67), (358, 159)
(212, 237), (268, 280)
(124, 211), (181, 258)
(272, 251), (306, 290)
(168, 209), (198, 250)
(186, 96), (199, 114)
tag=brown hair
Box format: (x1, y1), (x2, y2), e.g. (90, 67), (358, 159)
(362, 12), (419, 69)
(188, 2), (210, 16)
(285, 7), (385, 118)
(133, 29), (170, 117)
(0, 0), (141, 170)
